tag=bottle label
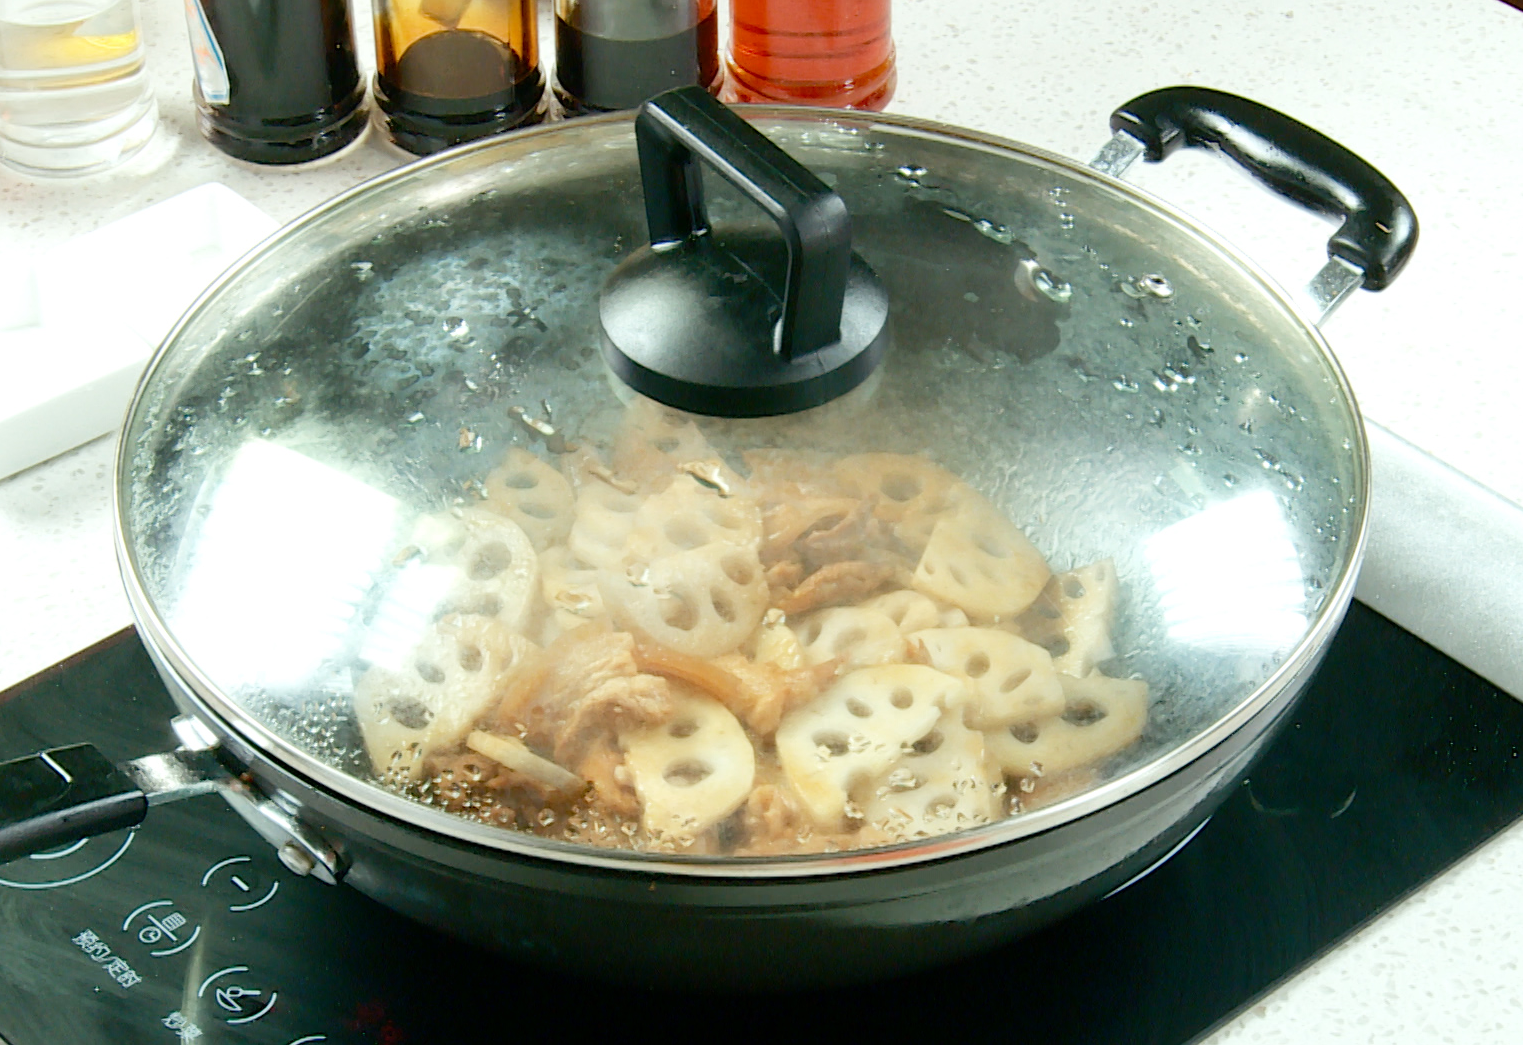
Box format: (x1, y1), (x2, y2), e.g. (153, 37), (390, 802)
(183, 0), (230, 105)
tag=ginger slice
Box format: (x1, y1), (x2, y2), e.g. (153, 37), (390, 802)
(620, 689), (756, 842)
(792, 606), (910, 670)
(465, 730), (585, 794)
(1014, 559), (1118, 677)
(354, 617), (538, 780)
(539, 545), (606, 634)
(483, 447), (575, 552)
(752, 612), (806, 670)
(599, 544), (769, 658)
(911, 497), (1050, 622)
(775, 664), (968, 826)
(910, 627), (1064, 727)
(863, 709), (999, 840)
(984, 672), (1148, 779)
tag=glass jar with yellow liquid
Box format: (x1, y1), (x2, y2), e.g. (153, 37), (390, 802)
(0, 0), (158, 176)
(373, 0), (547, 156)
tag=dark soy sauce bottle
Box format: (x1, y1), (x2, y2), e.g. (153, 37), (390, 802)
(373, 0), (547, 156)
(553, 0), (719, 115)
(185, 0), (367, 164)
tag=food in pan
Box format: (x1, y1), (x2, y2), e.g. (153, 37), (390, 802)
(353, 401), (1149, 855)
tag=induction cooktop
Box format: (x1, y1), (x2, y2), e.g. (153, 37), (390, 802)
(2, 601), (1521, 1045)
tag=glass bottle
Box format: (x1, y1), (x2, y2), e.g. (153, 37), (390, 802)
(373, 0), (546, 156)
(553, 0), (719, 116)
(726, 0), (895, 111)
(185, 0), (366, 165)
(0, 0), (159, 176)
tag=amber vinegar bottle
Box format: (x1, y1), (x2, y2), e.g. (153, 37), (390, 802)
(726, 0), (896, 110)
(373, 0), (547, 155)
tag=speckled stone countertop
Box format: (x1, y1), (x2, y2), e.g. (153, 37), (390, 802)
(3, 0), (1522, 1040)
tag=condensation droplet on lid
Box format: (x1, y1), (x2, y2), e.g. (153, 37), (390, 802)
(1015, 258), (1073, 304)
(972, 218), (1014, 244)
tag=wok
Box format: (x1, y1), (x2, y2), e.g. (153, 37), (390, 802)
(0, 86), (1416, 988)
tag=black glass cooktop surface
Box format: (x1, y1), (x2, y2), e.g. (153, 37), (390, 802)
(2, 601), (1521, 1045)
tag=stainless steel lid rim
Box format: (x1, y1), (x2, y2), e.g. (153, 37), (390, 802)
(113, 102), (1373, 877)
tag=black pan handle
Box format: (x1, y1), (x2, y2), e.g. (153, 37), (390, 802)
(1110, 86), (1417, 290)
(0, 745), (147, 864)
(634, 86), (852, 360)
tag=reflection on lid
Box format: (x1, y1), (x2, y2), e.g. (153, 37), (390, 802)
(169, 440), (400, 694)
(1145, 491), (1307, 654)
(357, 560), (456, 673)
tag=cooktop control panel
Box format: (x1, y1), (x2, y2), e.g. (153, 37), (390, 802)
(4, 608), (1523, 1045)
(0, 800), (402, 1044)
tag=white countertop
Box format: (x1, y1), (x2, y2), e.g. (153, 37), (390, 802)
(3, 0), (1522, 1039)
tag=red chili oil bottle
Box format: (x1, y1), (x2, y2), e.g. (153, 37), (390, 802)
(725, 0), (896, 110)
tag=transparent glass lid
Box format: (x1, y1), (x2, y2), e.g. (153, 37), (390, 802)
(119, 110), (1364, 861)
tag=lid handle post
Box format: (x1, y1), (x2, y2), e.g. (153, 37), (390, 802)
(635, 86), (851, 361)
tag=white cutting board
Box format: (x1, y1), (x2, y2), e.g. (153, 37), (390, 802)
(0, 183), (277, 480)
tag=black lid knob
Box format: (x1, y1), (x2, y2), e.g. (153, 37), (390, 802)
(599, 88), (889, 418)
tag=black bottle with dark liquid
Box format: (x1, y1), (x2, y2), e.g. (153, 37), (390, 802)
(373, 0), (547, 156)
(184, 0), (367, 164)
(554, 0), (719, 115)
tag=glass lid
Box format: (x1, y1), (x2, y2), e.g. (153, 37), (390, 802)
(117, 102), (1365, 865)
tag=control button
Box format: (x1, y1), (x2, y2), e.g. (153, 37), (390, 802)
(201, 855), (280, 912)
(0, 830), (135, 890)
(122, 899), (202, 958)
(198, 965), (278, 1026)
